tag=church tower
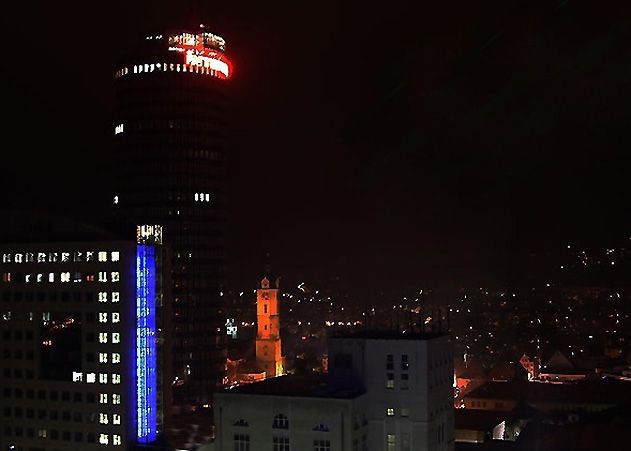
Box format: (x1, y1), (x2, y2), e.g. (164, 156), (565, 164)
(255, 270), (283, 378)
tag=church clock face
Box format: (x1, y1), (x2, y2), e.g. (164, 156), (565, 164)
(262, 291), (270, 300)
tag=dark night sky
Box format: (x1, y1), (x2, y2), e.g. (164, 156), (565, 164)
(1, 1), (630, 294)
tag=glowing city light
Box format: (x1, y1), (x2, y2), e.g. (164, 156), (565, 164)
(136, 245), (157, 443)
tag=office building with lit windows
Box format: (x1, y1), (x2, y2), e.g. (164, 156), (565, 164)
(111, 26), (232, 406)
(0, 237), (171, 451)
(214, 331), (454, 451)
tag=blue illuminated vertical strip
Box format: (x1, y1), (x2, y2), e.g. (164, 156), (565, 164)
(136, 245), (157, 443)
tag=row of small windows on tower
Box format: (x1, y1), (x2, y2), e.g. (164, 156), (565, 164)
(35, 392), (122, 406)
(386, 407), (410, 417)
(1, 290), (119, 305)
(195, 192), (211, 202)
(386, 371), (409, 390)
(386, 353), (409, 370)
(386, 354), (410, 389)
(100, 432), (124, 446)
(98, 352), (121, 364)
(352, 435), (369, 451)
(1, 329), (34, 340)
(113, 191), (218, 205)
(272, 436), (290, 451)
(2, 348), (34, 360)
(387, 434), (396, 451)
(4, 311), (73, 322)
(1, 251), (119, 264)
(235, 415), (331, 432)
(233, 435), (330, 451)
(20, 354), (121, 370)
(99, 412), (122, 425)
(430, 350), (451, 369)
(114, 119), (224, 134)
(72, 371), (121, 384)
(98, 393), (121, 404)
(98, 312), (121, 323)
(98, 332), (121, 343)
(3, 405), (120, 423)
(99, 291), (121, 302)
(313, 440), (331, 451)
(2, 388), (121, 403)
(2, 426), (122, 445)
(2, 271), (120, 284)
(114, 62), (225, 79)
(430, 351), (453, 389)
(3, 368), (35, 379)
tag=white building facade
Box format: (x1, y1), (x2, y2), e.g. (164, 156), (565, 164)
(215, 379), (359, 451)
(214, 332), (454, 451)
(328, 332), (454, 451)
(0, 241), (169, 451)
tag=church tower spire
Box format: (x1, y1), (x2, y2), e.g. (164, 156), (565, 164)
(255, 264), (283, 378)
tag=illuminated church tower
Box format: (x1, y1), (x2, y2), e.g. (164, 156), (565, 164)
(255, 271), (283, 378)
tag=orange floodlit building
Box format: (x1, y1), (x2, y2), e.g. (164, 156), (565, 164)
(255, 273), (284, 378)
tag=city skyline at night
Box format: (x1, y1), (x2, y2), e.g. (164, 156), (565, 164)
(2, 2), (631, 450)
(1, 1), (629, 295)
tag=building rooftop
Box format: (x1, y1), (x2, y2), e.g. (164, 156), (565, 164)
(222, 373), (364, 399)
(466, 379), (631, 405)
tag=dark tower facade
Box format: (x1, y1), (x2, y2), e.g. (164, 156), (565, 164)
(112, 27), (232, 406)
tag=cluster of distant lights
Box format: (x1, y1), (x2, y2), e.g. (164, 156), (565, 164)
(249, 278), (631, 358)
(559, 242), (628, 269)
(229, 235), (630, 349)
(447, 287), (630, 355)
(43, 316), (75, 332)
(227, 284), (439, 328)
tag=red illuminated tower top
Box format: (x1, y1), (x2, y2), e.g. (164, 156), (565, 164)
(114, 25), (233, 81)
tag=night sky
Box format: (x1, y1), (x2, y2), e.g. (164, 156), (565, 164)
(2, 1), (630, 294)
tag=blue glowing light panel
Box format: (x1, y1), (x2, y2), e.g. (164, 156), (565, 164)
(136, 245), (157, 442)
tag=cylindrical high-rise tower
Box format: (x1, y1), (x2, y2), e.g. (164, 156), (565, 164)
(112, 26), (232, 406)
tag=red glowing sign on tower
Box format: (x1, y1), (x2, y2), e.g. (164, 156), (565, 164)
(167, 31), (233, 79)
(114, 29), (233, 81)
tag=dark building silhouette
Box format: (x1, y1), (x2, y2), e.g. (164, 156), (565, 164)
(111, 26), (232, 406)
